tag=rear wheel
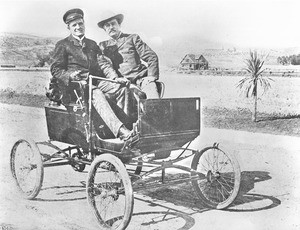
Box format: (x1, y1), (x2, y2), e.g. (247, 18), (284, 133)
(10, 139), (44, 199)
(87, 154), (133, 230)
(191, 146), (241, 209)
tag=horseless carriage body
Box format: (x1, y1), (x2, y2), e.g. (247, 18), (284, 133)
(10, 76), (241, 230)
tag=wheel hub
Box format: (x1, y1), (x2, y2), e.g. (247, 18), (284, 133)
(91, 183), (120, 201)
(99, 188), (119, 200)
(206, 170), (221, 183)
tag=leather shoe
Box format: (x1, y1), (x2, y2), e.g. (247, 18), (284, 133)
(117, 125), (132, 140)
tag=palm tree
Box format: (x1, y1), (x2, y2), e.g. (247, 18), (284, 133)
(237, 50), (274, 122)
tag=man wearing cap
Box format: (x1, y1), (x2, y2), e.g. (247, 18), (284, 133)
(98, 12), (160, 99)
(50, 8), (134, 140)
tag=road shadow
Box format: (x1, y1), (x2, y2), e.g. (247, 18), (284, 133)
(114, 211), (196, 230)
(227, 171), (281, 212)
(107, 194), (199, 230)
(35, 181), (86, 202)
(34, 171), (280, 213)
(138, 173), (209, 212)
(140, 171), (281, 213)
(131, 211), (195, 230)
(239, 171), (272, 192)
(257, 114), (300, 122)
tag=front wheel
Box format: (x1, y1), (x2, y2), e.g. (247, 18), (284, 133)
(10, 139), (44, 199)
(191, 146), (241, 209)
(87, 154), (134, 230)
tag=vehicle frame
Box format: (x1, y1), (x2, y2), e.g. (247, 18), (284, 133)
(10, 75), (241, 230)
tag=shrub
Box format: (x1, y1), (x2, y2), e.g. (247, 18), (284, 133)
(0, 87), (16, 98)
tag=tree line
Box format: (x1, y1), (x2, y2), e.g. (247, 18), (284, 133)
(277, 54), (300, 65)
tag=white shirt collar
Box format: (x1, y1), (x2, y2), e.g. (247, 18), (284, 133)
(72, 34), (85, 42)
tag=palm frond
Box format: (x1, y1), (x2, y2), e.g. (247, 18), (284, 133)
(236, 77), (251, 88)
(256, 69), (265, 77)
(237, 50), (273, 99)
(245, 84), (253, 98)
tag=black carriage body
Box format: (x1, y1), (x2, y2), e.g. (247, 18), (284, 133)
(45, 97), (201, 155)
(45, 103), (116, 145)
(135, 98), (201, 153)
(45, 104), (87, 142)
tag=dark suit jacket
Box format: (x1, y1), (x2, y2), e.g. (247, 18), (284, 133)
(99, 33), (159, 83)
(51, 35), (117, 87)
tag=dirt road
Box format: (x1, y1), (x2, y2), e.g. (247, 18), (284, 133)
(0, 103), (300, 230)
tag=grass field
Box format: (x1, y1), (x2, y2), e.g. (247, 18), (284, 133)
(0, 69), (299, 136)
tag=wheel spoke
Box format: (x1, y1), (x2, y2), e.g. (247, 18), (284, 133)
(213, 149), (218, 171)
(203, 154), (214, 171)
(216, 179), (232, 196)
(218, 151), (232, 172)
(217, 187), (226, 202)
(200, 162), (210, 172)
(219, 175), (234, 188)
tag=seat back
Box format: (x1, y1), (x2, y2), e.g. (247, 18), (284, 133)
(156, 81), (165, 98)
(133, 98), (201, 154)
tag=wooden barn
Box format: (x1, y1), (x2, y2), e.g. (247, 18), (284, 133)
(179, 54), (209, 70)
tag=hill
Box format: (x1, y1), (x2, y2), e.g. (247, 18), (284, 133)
(155, 34), (300, 69)
(0, 32), (59, 67)
(1, 32), (300, 70)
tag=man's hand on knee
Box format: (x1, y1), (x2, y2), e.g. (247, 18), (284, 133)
(115, 77), (130, 87)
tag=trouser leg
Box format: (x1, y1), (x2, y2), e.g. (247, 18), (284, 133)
(129, 84), (147, 100)
(137, 77), (160, 99)
(97, 81), (131, 116)
(114, 87), (130, 116)
(92, 88), (123, 137)
(128, 84), (147, 122)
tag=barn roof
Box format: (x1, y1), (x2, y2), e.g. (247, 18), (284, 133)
(180, 54), (208, 64)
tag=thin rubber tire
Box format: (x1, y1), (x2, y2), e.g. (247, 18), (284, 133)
(10, 138), (44, 199)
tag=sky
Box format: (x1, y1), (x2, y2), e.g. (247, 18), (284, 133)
(0, 0), (300, 48)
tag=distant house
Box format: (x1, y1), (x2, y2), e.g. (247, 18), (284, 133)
(179, 54), (209, 70)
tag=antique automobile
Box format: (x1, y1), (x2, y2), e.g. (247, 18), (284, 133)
(10, 75), (241, 230)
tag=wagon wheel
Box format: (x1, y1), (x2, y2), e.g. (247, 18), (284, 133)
(61, 129), (87, 172)
(87, 154), (134, 230)
(191, 146), (241, 209)
(10, 139), (44, 199)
